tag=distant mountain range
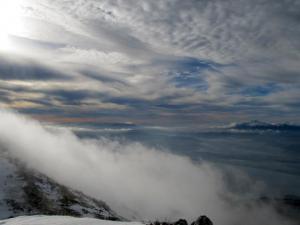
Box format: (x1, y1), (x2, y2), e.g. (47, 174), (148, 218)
(225, 120), (300, 131)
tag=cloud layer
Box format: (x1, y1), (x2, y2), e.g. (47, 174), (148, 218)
(0, 0), (299, 125)
(0, 110), (297, 225)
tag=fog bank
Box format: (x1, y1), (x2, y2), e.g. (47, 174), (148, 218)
(0, 110), (295, 225)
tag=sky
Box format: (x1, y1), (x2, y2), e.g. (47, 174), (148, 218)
(0, 0), (300, 127)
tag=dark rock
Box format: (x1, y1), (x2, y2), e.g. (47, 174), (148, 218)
(174, 219), (188, 225)
(191, 215), (213, 225)
(148, 218), (188, 225)
(0, 152), (122, 221)
(162, 222), (171, 225)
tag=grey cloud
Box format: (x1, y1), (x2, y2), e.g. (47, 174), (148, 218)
(57, 0), (297, 62)
(10, 35), (67, 51)
(0, 0), (299, 124)
(79, 68), (128, 85)
(0, 55), (71, 81)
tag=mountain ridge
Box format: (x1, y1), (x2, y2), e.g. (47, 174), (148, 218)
(224, 120), (300, 131)
(0, 150), (121, 221)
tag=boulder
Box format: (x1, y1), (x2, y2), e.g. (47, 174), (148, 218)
(174, 219), (188, 225)
(191, 216), (213, 225)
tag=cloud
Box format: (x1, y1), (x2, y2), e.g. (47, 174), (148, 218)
(1, 0), (300, 125)
(50, 0), (299, 62)
(0, 110), (297, 225)
(0, 54), (70, 81)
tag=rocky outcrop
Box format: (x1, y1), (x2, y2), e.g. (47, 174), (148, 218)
(0, 151), (121, 220)
(174, 219), (188, 225)
(148, 216), (212, 225)
(1, 151), (213, 224)
(191, 216), (213, 225)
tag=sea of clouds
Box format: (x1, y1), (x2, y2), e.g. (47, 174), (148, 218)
(0, 110), (296, 225)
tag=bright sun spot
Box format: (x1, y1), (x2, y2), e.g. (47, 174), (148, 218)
(0, 0), (25, 51)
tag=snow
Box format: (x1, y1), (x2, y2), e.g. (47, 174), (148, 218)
(0, 216), (144, 225)
(0, 153), (21, 219)
(0, 151), (121, 220)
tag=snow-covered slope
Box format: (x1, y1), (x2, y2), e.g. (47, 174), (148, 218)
(0, 215), (142, 225)
(0, 150), (121, 220)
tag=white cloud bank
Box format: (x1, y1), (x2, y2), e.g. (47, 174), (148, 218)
(0, 110), (296, 225)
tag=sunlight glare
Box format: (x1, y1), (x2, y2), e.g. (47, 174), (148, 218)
(0, 0), (25, 51)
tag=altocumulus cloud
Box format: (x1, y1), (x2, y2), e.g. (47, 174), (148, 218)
(1, 0), (300, 125)
(0, 110), (296, 225)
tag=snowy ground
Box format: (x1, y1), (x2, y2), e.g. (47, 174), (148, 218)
(0, 216), (143, 225)
(0, 153), (23, 219)
(0, 150), (121, 220)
